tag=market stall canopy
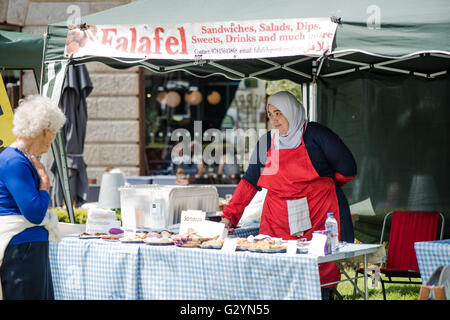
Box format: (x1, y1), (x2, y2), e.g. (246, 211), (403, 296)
(0, 30), (44, 84)
(43, 0), (450, 83)
(41, 0), (450, 227)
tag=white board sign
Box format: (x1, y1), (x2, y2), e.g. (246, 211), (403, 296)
(65, 18), (337, 60)
(179, 210), (205, 235)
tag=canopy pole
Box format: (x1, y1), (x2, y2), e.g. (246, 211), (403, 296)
(302, 82), (309, 111)
(308, 82), (317, 121)
(309, 59), (319, 122)
(41, 59), (75, 224)
(38, 32), (48, 92)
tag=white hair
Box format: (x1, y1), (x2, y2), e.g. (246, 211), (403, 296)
(12, 95), (66, 139)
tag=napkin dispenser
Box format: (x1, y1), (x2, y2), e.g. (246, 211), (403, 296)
(308, 230), (332, 256)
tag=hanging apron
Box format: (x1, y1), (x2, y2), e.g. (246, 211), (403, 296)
(257, 124), (341, 286)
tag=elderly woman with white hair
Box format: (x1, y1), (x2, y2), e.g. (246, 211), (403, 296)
(0, 95), (66, 300)
(221, 91), (357, 300)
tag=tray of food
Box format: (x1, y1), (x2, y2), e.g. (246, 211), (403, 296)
(142, 230), (174, 245)
(235, 238), (252, 251)
(246, 239), (287, 253)
(200, 238), (224, 249)
(172, 230), (205, 248)
(100, 235), (121, 241)
(79, 232), (107, 239)
(118, 232), (148, 243)
(247, 247), (287, 253)
(144, 237), (174, 245)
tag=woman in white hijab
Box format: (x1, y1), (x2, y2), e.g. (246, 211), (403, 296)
(221, 91), (357, 299)
(267, 90), (306, 150)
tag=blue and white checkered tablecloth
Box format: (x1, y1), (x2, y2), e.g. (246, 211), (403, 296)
(49, 237), (322, 300)
(414, 239), (450, 284)
(166, 223), (260, 238)
(231, 223), (260, 238)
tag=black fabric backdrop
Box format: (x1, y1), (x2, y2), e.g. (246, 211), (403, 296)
(317, 72), (450, 241)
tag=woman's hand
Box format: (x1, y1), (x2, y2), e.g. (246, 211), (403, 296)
(30, 155), (50, 192)
(220, 217), (235, 233)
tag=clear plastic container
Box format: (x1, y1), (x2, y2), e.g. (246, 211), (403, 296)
(119, 185), (218, 229)
(325, 212), (339, 252)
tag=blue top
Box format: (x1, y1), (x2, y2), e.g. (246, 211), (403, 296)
(0, 147), (49, 245)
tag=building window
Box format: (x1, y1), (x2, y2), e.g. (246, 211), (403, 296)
(143, 71), (267, 184)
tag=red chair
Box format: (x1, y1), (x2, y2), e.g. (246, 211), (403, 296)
(356, 211), (444, 300)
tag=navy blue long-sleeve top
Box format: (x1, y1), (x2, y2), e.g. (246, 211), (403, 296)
(0, 147), (50, 245)
(243, 121), (357, 242)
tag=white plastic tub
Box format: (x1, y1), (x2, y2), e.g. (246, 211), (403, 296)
(58, 222), (86, 235)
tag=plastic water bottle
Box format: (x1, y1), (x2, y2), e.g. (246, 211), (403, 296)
(325, 212), (339, 252)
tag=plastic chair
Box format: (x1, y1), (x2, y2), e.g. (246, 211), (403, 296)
(356, 211), (445, 300)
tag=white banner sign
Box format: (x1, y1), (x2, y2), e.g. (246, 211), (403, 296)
(65, 18), (337, 60)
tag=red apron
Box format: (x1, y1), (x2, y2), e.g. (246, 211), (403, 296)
(257, 125), (341, 286)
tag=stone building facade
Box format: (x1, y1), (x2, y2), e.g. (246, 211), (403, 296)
(0, 0), (141, 183)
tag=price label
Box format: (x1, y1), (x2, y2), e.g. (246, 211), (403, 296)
(286, 240), (298, 255)
(221, 238), (237, 252)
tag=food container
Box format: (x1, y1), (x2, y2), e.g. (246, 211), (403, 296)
(58, 222), (86, 235)
(119, 185), (218, 229)
(85, 208), (121, 234)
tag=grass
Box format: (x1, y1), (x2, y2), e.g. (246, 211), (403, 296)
(334, 267), (421, 300)
(50, 207), (121, 224)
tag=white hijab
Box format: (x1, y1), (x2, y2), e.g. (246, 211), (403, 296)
(268, 91), (307, 150)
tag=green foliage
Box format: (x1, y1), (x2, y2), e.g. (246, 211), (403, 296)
(266, 80), (303, 103)
(113, 208), (122, 221)
(50, 207), (122, 224)
(50, 207), (87, 223)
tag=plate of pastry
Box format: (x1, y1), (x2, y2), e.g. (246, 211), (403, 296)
(119, 233), (147, 243)
(79, 232), (106, 239)
(144, 237), (174, 245)
(200, 239), (224, 249)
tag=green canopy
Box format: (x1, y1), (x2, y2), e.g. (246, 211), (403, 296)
(43, 0), (450, 83)
(41, 0), (450, 235)
(0, 30), (74, 223)
(0, 30), (44, 84)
